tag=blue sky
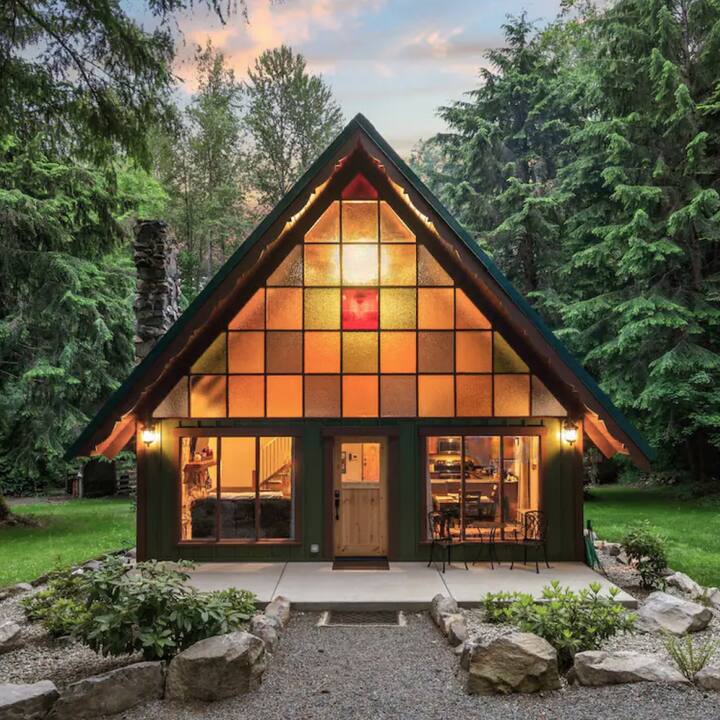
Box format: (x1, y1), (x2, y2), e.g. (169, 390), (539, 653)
(144, 0), (564, 156)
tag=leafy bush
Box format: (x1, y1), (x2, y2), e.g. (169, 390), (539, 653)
(21, 571), (87, 637)
(483, 581), (636, 669)
(621, 523), (668, 589)
(664, 634), (718, 681)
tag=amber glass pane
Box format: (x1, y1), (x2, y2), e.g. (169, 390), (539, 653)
(180, 436), (218, 540)
(228, 332), (264, 373)
(229, 289), (265, 330)
(342, 375), (379, 417)
(380, 331), (416, 373)
(380, 245), (416, 286)
(304, 375), (341, 417)
(456, 375), (492, 416)
(267, 245), (303, 286)
(418, 331), (454, 373)
(418, 246), (452, 286)
(305, 288), (340, 330)
(343, 332), (378, 373)
(531, 376), (566, 416)
(305, 202), (340, 243)
(304, 332), (340, 373)
(267, 375), (302, 417)
(380, 202), (415, 243)
(266, 331), (302, 373)
(191, 333), (226, 374)
(455, 289), (491, 329)
(342, 244), (378, 285)
(418, 375), (454, 417)
(190, 375), (227, 418)
(304, 244), (340, 286)
(493, 333), (529, 373)
(153, 377), (188, 418)
(266, 288), (302, 329)
(342, 289), (378, 330)
(455, 331), (492, 373)
(380, 288), (416, 329)
(494, 374), (530, 416)
(342, 173), (378, 199)
(418, 288), (454, 329)
(380, 375), (416, 416)
(220, 437), (256, 539)
(342, 201), (378, 243)
(228, 376), (264, 417)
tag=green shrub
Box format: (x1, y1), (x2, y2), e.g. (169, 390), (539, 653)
(664, 634), (718, 681)
(621, 523), (668, 589)
(21, 571), (86, 637)
(483, 581), (636, 669)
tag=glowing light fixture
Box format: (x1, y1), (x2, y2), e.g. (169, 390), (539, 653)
(561, 420), (578, 446)
(141, 424), (159, 447)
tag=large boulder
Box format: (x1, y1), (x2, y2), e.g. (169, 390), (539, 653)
(429, 594), (458, 627)
(666, 572), (703, 598)
(0, 681), (58, 720)
(704, 587), (720, 611)
(464, 632), (561, 695)
(636, 591), (712, 635)
(50, 662), (164, 719)
(0, 623), (23, 655)
(264, 597), (291, 628)
(166, 632), (266, 701)
(573, 650), (688, 686)
(696, 665), (720, 691)
(248, 614), (280, 654)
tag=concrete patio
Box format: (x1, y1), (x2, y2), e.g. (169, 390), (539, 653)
(188, 561), (637, 610)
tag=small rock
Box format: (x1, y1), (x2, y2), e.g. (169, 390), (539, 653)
(704, 587), (720, 611)
(127, 548), (137, 559)
(573, 650), (688, 686)
(248, 614), (280, 654)
(0, 622), (23, 655)
(666, 571), (703, 597)
(0, 583), (33, 600)
(636, 591), (713, 635)
(82, 560), (103, 572)
(696, 664), (720, 691)
(265, 597), (291, 628)
(430, 594), (458, 627)
(616, 550), (629, 565)
(0, 681), (59, 719)
(442, 614), (467, 647)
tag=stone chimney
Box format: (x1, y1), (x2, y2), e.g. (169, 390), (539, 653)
(133, 220), (180, 362)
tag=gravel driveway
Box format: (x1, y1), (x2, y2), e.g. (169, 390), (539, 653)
(123, 611), (720, 720)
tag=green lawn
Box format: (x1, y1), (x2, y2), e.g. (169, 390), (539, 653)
(0, 498), (135, 587)
(585, 485), (720, 588)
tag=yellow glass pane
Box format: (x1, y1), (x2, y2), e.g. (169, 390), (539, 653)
(531, 376), (566, 416)
(380, 375), (416, 416)
(304, 332), (340, 373)
(455, 331), (492, 372)
(493, 333), (529, 373)
(304, 288), (340, 329)
(229, 289), (265, 330)
(418, 331), (454, 373)
(267, 245), (303, 286)
(266, 288), (302, 329)
(380, 201), (415, 243)
(342, 244), (378, 285)
(304, 244), (340, 286)
(191, 334), (226, 374)
(342, 201), (378, 243)
(228, 332), (264, 373)
(304, 375), (340, 417)
(455, 289), (491, 329)
(267, 375), (303, 417)
(380, 331), (416, 373)
(343, 332), (378, 373)
(418, 288), (454, 329)
(228, 376), (264, 417)
(305, 202), (340, 243)
(418, 246), (452, 286)
(380, 245), (416, 286)
(494, 374), (530, 416)
(342, 375), (378, 417)
(418, 375), (454, 417)
(456, 375), (492, 417)
(153, 377), (188, 418)
(380, 288), (416, 329)
(190, 375), (227, 418)
(266, 331), (302, 373)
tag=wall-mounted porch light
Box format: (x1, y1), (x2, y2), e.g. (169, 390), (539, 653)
(141, 423), (159, 447)
(561, 419), (578, 446)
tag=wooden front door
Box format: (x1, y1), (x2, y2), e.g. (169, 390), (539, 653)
(333, 437), (387, 556)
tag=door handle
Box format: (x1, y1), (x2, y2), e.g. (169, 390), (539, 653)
(334, 490), (340, 520)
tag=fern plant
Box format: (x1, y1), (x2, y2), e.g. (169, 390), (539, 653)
(664, 634), (718, 682)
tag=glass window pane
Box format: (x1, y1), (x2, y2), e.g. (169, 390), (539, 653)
(191, 333), (226, 374)
(418, 331), (454, 373)
(266, 375), (303, 417)
(342, 375), (378, 417)
(463, 436), (501, 534)
(426, 436), (462, 539)
(531, 376), (566, 416)
(418, 375), (454, 416)
(180, 436), (218, 540)
(304, 331), (340, 373)
(229, 289), (265, 330)
(341, 442), (381, 482)
(153, 377), (189, 418)
(266, 288), (302, 329)
(493, 333), (529, 373)
(342, 173), (378, 199)
(379, 288), (416, 329)
(342, 244), (378, 285)
(259, 437), (295, 539)
(266, 331), (302, 373)
(380, 201), (415, 243)
(380, 331), (416, 373)
(418, 288), (454, 329)
(228, 376), (264, 417)
(343, 332), (378, 373)
(342, 288), (379, 330)
(455, 289), (491, 329)
(342, 200), (378, 243)
(504, 436), (540, 527)
(455, 331), (492, 372)
(418, 246), (452, 286)
(456, 375), (492, 417)
(305, 202), (339, 243)
(190, 375), (227, 417)
(267, 245), (303, 286)
(304, 375), (341, 417)
(380, 375), (416, 417)
(305, 288), (340, 330)
(494, 374), (530, 416)
(380, 245), (416, 286)
(304, 244), (340, 286)
(220, 437), (256, 539)
(228, 332), (264, 373)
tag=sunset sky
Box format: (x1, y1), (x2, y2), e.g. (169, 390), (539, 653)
(138, 0), (564, 156)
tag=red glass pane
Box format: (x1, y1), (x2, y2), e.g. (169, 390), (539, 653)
(341, 173), (378, 199)
(342, 288), (379, 330)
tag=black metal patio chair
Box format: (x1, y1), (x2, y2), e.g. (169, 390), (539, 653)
(509, 510), (550, 574)
(427, 511), (467, 573)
